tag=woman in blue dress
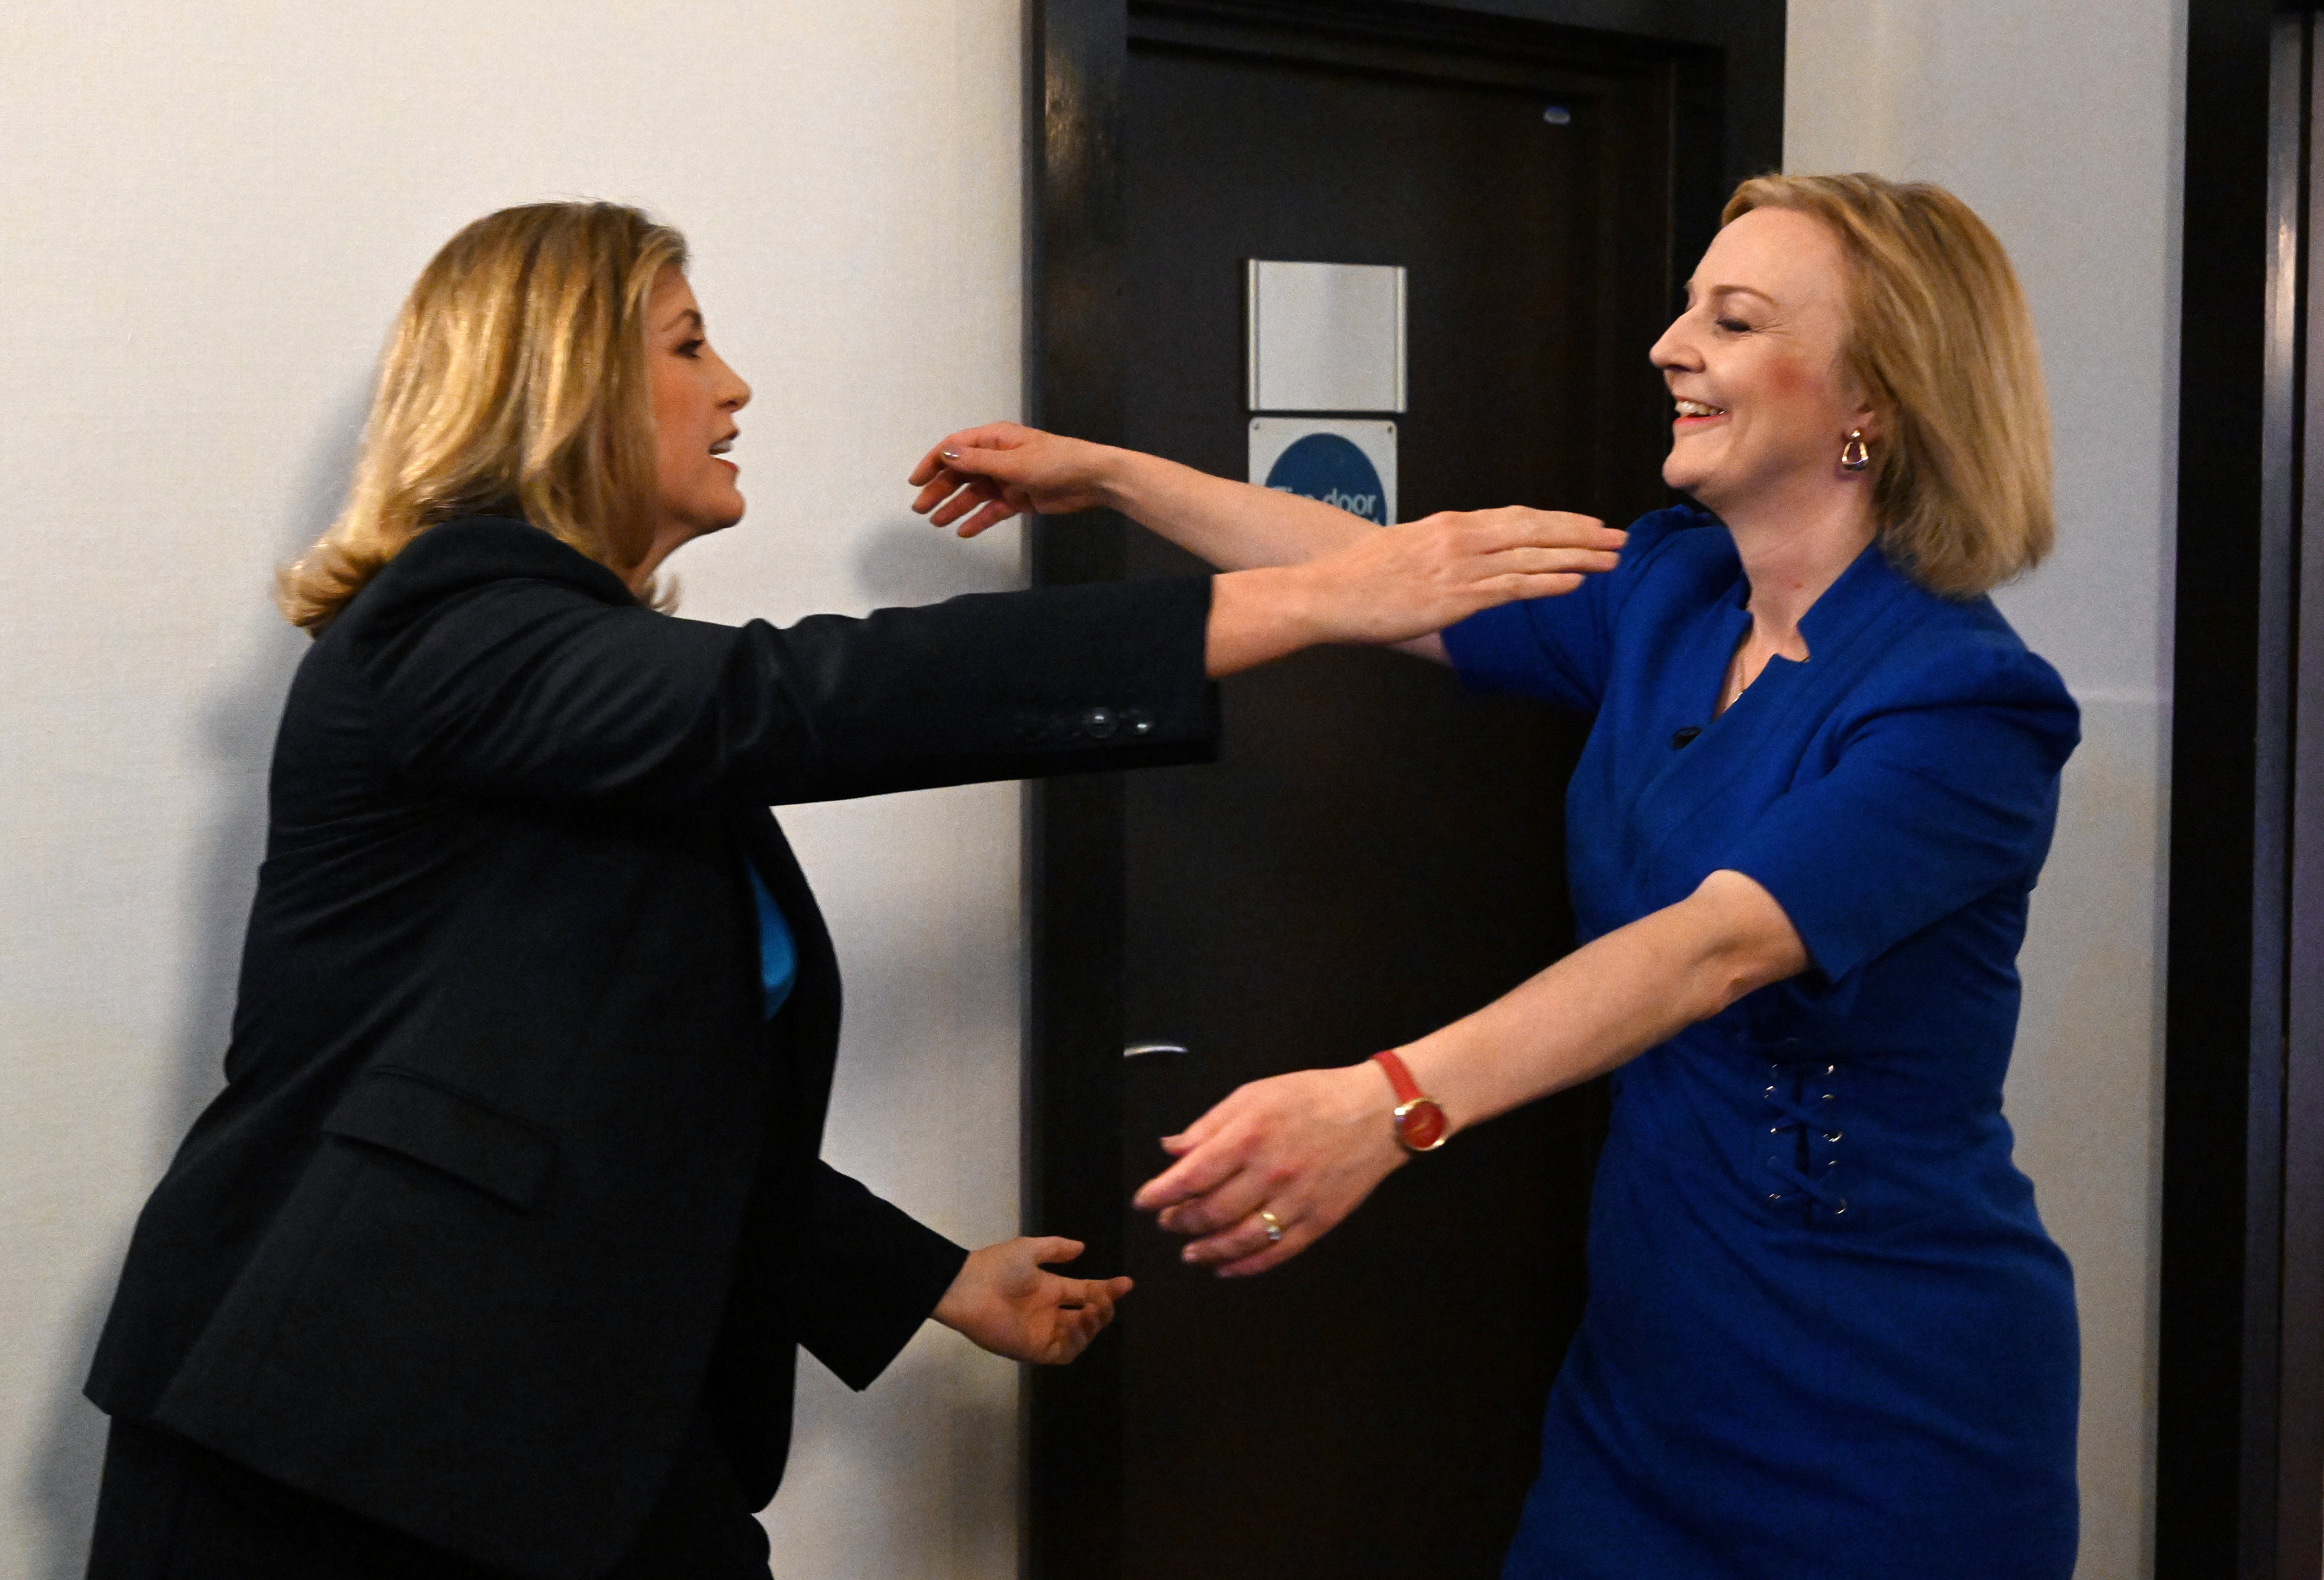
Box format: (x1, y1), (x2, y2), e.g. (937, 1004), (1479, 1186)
(911, 173), (2077, 1578)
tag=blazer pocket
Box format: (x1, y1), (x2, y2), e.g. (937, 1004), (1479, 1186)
(320, 1066), (557, 1212)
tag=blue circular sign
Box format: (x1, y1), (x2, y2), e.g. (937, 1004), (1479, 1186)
(1264, 433), (1388, 526)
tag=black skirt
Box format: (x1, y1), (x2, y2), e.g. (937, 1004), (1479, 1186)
(85, 1411), (771, 1580)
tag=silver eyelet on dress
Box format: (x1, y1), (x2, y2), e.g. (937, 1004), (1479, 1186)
(1761, 1049), (1847, 1223)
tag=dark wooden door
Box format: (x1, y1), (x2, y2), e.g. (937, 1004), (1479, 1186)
(1026, 6), (1731, 1577)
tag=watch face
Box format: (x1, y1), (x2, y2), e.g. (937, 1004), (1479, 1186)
(1397, 1099), (1448, 1152)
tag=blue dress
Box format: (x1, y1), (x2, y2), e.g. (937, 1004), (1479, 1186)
(1441, 507), (2081, 1580)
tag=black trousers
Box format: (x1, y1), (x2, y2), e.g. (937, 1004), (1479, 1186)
(85, 1412), (770, 1580)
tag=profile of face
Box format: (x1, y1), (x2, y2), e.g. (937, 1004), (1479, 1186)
(1648, 206), (1876, 516)
(647, 268), (753, 552)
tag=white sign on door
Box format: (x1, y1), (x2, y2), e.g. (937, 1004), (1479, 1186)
(1249, 417), (1397, 527)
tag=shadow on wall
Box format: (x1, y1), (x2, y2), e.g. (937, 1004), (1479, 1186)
(23, 387), (371, 1580)
(849, 517), (1025, 608)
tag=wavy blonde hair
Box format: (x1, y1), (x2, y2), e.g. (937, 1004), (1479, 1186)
(279, 201), (687, 630)
(1722, 173), (2053, 599)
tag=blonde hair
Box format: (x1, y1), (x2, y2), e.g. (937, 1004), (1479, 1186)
(1722, 173), (2053, 599)
(278, 201), (688, 630)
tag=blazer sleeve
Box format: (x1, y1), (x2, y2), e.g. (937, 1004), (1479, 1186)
(352, 568), (1220, 808)
(791, 1161), (969, 1390)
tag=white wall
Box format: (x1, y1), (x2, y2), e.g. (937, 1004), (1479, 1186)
(1786, 5), (2184, 1577)
(0, 5), (1030, 1578)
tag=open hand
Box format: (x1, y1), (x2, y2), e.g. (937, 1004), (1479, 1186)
(1289, 506), (1626, 646)
(909, 422), (1116, 535)
(933, 1236), (1132, 1364)
(1132, 1064), (1407, 1278)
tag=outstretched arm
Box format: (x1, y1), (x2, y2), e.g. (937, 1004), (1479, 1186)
(910, 423), (1626, 666)
(913, 423), (1379, 568)
(1199, 507), (1617, 676)
(1131, 870), (1809, 1276)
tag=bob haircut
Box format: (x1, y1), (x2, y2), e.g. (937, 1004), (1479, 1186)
(279, 201), (688, 631)
(1721, 173), (2053, 599)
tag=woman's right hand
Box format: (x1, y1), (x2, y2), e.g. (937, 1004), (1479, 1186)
(1291, 505), (1626, 645)
(1202, 507), (1623, 675)
(909, 422), (1119, 536)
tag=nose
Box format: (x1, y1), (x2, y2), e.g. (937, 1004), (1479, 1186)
(1648, 309), (1700, 375)
(710, 348), (750, 412)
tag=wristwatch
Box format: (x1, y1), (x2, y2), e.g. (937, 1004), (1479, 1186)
(1372, 1049), (1448, 1153)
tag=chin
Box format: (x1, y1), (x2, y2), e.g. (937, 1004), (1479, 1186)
(697, 495), (747, 535)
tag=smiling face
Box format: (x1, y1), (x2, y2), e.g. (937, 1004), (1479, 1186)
(1649, 206), (1874, 517)
(646, 269), (751, 557)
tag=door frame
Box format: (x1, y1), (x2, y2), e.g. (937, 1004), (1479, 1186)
(1018, 4), (1782, 1574)
(2161, 6), (2324, 1576)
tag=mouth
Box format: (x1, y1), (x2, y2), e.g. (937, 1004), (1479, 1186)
(1672, 399), (1727, 425)
(710, 434), (737, 470)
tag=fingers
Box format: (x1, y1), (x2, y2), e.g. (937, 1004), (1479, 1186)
(1153, 1163), (1276, 1238)
(1131, 1133), (1246, 1212)
(1186, 1205), (1326, 1277)
(1134, 1085), (1261, 1209)
(1153, 1090), (1237, 1160)
(914, 467), (1016, 526)
(1467, 508), (1625, 552)
(952, 496), (1028, 539)
(1054, 1272), (1130, 1319)
(905, 443), (952, 489)
(906, 423), (1032, 487)
(1036, 1271), (1134, 1364)
(1484, 547), (1623, 577)
(1209, 1232), (1309, 1279)
(1031, 1236), (1086, 1268)
(1495, 572), (1590, 601)
(913, 472), (985, 522)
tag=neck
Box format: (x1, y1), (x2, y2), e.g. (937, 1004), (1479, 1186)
(1709, 472), (1877, 645)
(627, 518), (692, 593)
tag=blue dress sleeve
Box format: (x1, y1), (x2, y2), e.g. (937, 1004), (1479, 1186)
(1717, 630), (2080, 982)
(1440, 506), (1704, 715)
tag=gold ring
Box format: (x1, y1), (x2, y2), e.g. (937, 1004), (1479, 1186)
(1258, 1209), (1284, 1244)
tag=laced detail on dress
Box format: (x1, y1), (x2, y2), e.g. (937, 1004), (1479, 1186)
(1762, 1052), (1846, 1219)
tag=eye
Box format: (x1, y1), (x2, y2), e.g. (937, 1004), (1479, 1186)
(676, 337), (706, 359)
(1715, 316), (1753, 335)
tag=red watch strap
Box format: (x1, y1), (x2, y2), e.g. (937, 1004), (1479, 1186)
(1373, 1048), (1425, 1103)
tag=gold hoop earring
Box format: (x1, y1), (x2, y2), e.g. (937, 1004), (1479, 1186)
(1840, 430), (1871, 472)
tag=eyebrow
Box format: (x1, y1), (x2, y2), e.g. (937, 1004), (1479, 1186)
(662, 307), (704, 334)
(1692, 284), (1778, 309)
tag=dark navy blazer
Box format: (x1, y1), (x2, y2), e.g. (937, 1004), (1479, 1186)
(85, 517), (1220, 1579)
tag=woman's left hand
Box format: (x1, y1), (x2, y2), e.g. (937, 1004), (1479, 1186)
(933, 1236), (1133, 1364)
(1132, 1064), (1406, 1277)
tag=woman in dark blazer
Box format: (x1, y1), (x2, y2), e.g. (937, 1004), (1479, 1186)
(79, 202), (1615, 1580)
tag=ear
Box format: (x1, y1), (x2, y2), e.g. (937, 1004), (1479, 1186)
(1825, 351), (1883, 442)
(1846, 393), (1885, 445)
